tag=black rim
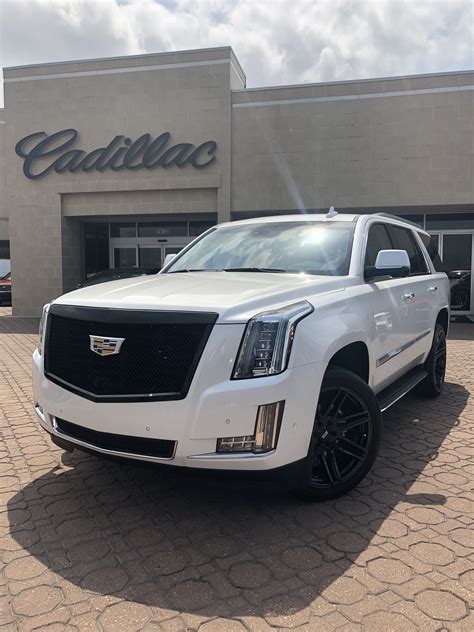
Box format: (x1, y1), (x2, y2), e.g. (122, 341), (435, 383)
(434, 332), (446, 389)
(310, 386), (372, 488)
(453, 291), (469, 310)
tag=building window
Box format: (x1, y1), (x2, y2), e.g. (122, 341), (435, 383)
(426, 213), (474, 230)
(442, 234), (472, 313)
(138, 222), (188, 237)
(110, 222), (137, 238)
(84, 224), (109, 278)
(189, 220), (215, 236)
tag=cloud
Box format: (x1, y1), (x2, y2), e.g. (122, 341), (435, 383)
(0, 0), (473, 106)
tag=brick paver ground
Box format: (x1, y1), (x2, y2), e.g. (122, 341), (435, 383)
(0, 305), (473, 631)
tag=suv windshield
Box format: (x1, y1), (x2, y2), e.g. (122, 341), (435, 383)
(166, 221), (355, 276)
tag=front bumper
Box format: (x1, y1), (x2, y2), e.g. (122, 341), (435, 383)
(33, 340), (326, 471)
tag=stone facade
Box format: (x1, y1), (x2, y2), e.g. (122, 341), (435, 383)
(1, 47), (473, 316)
(232, 73), (474, 213)
(0, 110), (7, 227)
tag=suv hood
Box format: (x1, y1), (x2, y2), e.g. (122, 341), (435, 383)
(54, 271), (346, 323)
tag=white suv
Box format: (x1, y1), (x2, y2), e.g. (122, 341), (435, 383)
(33, 213), (450, 500)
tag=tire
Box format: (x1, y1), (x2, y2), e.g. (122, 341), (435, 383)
(416, 324), (447, 398)
(452, 289), (469, 311)
(294, 367), (383, 502)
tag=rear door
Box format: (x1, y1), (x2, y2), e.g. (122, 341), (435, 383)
(364, 222), (417, 391)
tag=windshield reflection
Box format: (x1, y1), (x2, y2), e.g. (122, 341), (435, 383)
(167, 221), (355, 276)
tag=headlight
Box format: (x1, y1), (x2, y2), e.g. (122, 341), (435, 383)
(232, 301), (313, 379)
(38, 304), (50, 355)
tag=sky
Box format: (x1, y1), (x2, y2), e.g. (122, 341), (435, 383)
(0, 0), (473, 107)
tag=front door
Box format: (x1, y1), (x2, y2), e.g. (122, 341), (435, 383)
(364, 222), (417, 392)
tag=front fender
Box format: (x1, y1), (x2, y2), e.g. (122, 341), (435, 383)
(289, 288), (376, 385)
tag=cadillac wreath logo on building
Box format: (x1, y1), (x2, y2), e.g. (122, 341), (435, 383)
(89, 335), (125, 357)
(15, 129), (218, 179)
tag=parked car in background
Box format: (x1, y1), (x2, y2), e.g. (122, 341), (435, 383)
(447, 270), (471, 312)
(78, 267), (159, 288)
(34, 213), (450, 501)
(0, 272), (11, 305)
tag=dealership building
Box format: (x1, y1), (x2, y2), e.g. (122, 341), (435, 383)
(0, 46), (473, 318)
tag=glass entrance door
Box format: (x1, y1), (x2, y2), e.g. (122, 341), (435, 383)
(137, 246), (186, 270)
(138, 246), (162, 270)
(432, 232), (473, 315)
(113, 246), (137, 269)
(108, 219), (215, 271)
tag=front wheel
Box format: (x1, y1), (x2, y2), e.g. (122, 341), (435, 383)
(295, 367), (383, 502)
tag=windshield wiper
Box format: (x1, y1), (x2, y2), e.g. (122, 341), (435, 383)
(168, 267), (289, 274)
(222, 267), (288, 273)
(167, 269), (218, 274)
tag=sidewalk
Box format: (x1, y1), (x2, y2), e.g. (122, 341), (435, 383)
(0, 308), (473, 630)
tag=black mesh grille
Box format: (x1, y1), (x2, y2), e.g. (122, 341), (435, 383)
(56, 418), (176, 458)
(45, 305), (217, 402)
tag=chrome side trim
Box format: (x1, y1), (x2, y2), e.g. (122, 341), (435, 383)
(377, 329), (431, 367)
(48, 417), (177, 463)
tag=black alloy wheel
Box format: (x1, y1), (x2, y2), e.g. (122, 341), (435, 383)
(452, 289), (469, 311)
(296, 367), (382, 501)
(311, 386), (372, 488)
(433, 330), (447, 390)
(417, 323), (447, 397)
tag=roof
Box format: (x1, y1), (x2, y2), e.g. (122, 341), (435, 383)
(222, 214), (359, 227)
(222, 212), (429, 233)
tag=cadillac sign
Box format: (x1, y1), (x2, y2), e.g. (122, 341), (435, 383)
(15, 129), (218, 180)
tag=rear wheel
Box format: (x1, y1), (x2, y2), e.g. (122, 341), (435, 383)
(416, 324), (447, 397)
(295, 367), (383, 501)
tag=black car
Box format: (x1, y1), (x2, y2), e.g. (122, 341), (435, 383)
(78, 267), (159, 288)
(447, 270), (471, 311)
(0, 272), (11, 305)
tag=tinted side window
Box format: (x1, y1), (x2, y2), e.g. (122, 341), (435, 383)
(420, 233), (443, 271)
(386, 225), (429, 275)
(365, 223), (392, 268)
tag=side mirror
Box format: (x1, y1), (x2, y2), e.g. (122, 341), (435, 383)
(163, 254), (177, 267)
(366, 249), (410, 280)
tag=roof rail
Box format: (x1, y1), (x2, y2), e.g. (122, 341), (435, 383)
(375, 213), (425, 231)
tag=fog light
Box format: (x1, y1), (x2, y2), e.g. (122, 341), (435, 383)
(216, 435), (255, 452)
(216, 401), (285, 454)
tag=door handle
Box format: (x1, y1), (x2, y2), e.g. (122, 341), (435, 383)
(403, 292), (415, 301)
(427, 286), (438, 293)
